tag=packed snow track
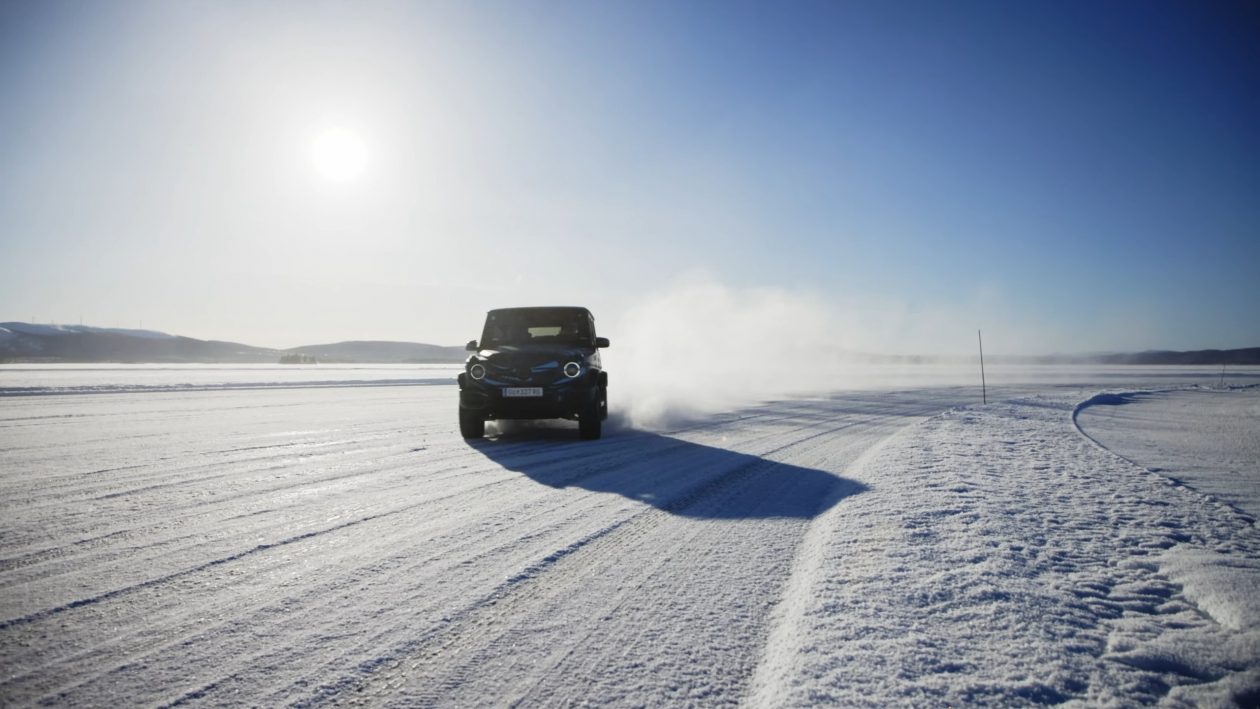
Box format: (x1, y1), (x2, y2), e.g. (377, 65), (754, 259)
(0, 383), (951, 706)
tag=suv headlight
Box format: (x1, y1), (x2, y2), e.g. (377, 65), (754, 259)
(470, 363), (486, 380)
(563, 362), (581, 378)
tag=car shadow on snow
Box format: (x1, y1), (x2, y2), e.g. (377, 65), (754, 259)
(466, 420), (867, 520)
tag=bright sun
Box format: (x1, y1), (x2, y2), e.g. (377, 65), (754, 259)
(310, 128), (368, 182)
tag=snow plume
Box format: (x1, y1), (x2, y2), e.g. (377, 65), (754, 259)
(606, 276), (849, 429)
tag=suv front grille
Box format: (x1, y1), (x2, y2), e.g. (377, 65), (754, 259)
(485, 361), (564, 386)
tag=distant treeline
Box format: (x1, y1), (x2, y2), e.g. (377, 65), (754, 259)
(1076, 348), (1260, 366)
(983, 348), (1259, 366)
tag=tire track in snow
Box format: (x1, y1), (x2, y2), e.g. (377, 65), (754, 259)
(17, 457), (666, 704)
(316, 405), (929, 706)
(0, 494), (439, 632)
(81, 413), (887, 705)
(2, 434), (706, 701)
(0, 407), (466, 585)
(0, 387), (952, 706)
(0, 443), (463, 586)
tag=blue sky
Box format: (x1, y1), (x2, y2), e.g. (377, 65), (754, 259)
(1, 1), (1256, 353)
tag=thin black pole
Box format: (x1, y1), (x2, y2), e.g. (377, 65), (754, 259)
(978, 329), (987, 405)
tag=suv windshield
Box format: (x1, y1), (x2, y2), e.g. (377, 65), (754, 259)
(480, 307), (594, 349)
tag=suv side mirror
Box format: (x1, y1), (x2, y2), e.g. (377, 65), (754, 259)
(465, 340), (479, 351)
(595, 337), (610, 348)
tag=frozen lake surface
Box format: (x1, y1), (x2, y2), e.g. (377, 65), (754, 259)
(2, 364), (1258, 706)
(0, 363), (462, 394)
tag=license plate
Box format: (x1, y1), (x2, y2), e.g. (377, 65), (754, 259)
(502, 387), (543, 398)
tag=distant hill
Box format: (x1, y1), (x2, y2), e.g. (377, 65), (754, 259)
(0, 323), (278, 363)
(0, 323), (464, 364)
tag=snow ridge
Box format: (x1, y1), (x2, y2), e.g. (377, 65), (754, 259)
(755, 393), (1260, 706)
(748, 419), (917, 705)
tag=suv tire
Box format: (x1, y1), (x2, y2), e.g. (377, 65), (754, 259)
(579, 397), (602, 440)
(459, 407), (485, 439)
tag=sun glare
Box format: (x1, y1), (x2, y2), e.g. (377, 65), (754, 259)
(310, 128), (368, 182)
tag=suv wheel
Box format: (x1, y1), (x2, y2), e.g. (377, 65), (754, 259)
(459, 407), (485, 439)
(579, 397), (602, 440)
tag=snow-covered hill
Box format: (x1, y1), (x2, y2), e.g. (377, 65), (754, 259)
(0, 323), (464, 364)
(0, 322), (277, 363)
(0, 323), (177, 339)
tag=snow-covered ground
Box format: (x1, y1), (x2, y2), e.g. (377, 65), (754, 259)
(1, 365), (1258, 706)
(756, 387), (1260, 707)
(1077, 388), (1260, 520)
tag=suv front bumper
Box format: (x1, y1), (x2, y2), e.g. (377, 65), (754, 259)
(459, 375), (600, 421)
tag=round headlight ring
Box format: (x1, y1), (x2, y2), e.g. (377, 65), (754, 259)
(563, 362), (581, 378)
(470, 363), (486, 380)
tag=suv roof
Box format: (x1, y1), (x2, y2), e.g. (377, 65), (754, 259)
(486, 306), (592, 317)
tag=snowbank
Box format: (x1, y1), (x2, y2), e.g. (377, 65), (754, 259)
(755, 393), (1260, 706)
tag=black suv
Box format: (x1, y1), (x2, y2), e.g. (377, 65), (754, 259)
(458, 306), (610, 440)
